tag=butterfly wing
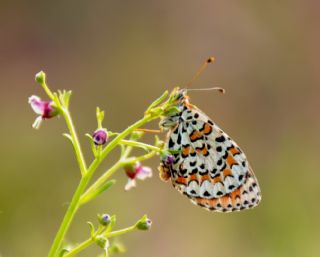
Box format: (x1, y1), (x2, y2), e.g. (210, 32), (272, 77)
(160, 104), (261, 212)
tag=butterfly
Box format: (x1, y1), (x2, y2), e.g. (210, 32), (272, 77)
(158, 88), (261, 212)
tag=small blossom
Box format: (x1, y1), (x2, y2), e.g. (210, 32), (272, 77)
(28, 95), (59, 129)
(124, 162), (152, 191)
(92, 128), (108, 145)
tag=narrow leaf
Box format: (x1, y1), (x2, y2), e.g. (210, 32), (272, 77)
(80, 180), (116, 205)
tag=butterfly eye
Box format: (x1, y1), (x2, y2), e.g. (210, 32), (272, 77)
(176, 89), (187, 100)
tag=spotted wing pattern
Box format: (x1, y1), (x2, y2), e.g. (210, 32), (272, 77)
(159, 103), (261, 212)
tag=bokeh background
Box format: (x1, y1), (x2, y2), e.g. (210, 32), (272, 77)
(1, 1), (319, 257)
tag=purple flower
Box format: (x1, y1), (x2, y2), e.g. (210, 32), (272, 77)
(92, 129), (108, 145)
(28, 95), (59, 129)
(124, 162), (152, 191)
(162, 153), (174, 165)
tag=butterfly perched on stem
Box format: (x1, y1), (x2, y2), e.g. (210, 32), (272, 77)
(158, 86), (261, 213)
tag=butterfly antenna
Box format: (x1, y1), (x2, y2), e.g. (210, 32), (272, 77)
(186, 56), (215, 88)
(187, 86), (226, 94)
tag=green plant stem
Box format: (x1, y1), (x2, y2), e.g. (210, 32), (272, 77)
(106, 225), (136, 237)
(64, 225), (137, 257)
(80, 161), (123, 205)
(99, 114), (154, 160)
(81, 150), (157, 204)
(119, 140), (162, 152)
(48, 114), (159, 257)
(62, 108), (87, 176)
(47, 167), (96, 257)
(64, 237), (94, 257)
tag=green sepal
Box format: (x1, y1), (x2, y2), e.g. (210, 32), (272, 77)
(58, 90), (72, 109)
(85, 133), (98, 157)
(135, 215), (152, 231)
(96, 107), (105, 129)
(80, 180), (116, 205)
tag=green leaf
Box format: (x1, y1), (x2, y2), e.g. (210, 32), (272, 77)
(63, 133), (73, 143)
(87, 221), (96, 238)
(80, 180), (116, 205)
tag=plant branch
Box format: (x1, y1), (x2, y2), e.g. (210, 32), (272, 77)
(119, 140), (162, 153)
(61, 108), (87, 176)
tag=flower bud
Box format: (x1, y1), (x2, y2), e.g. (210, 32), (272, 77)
(136, 215), (152, 231)
(98, 213), (111, 226)
(161, 153), (174, 165)
(35, 71), (46, 84)
(92, 128), (108, 145)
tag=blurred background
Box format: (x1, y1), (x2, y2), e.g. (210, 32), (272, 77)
(0, 1), (319, 257)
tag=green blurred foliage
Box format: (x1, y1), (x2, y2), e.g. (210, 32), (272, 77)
(0, 1), (319, 257)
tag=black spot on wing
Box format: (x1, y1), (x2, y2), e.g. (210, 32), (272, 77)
(168, 138), (175, 148)
(177, 133), (181, 145)
(215, 135), (226, 143)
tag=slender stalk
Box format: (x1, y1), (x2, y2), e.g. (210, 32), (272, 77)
(106, 225), (136, 238)
(47, 176), (88, 257)
(64, 237), (94, 257)
(80, 161), (123, 205)
(63, 224), (137, 257)
(81, 150), (157, 203)
(119, 140), (162, 152)
(62, 108), (87, 176)
(125, 151), (157, 164)
(99, 114), (154, 160)
(48, 114), (159, 257)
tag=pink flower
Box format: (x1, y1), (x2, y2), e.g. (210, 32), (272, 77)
(28, 95), (59, 129)
(124, 162), (152, 191)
